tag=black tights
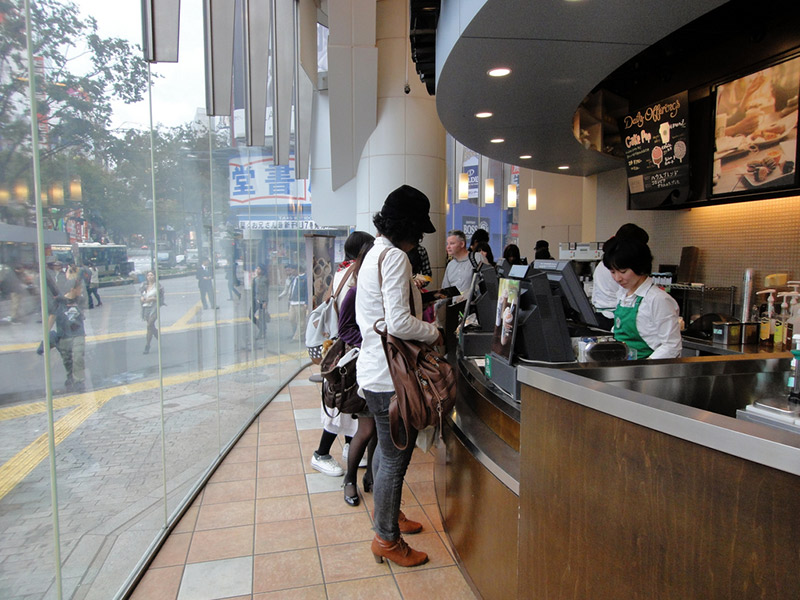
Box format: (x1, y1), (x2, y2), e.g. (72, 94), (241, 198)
(316, 429), (352, 457)
(344, 416), (377, 487)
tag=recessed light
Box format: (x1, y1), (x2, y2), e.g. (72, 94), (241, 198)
(490, 138), (505, 144)
(557, 165), (569, 170)
(475, 112), (493, 119)
(519, 155), (532, 159)
(488, 67), (511, 77)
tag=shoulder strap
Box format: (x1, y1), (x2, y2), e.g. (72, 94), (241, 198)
(330, 263), (355, 317)
(377, 247), (417, 315)
(468, 251), (479, 270)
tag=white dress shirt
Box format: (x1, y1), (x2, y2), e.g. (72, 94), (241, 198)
(592, 261), (619, 319)
(615, 277), (682, 359)
(356, 237), (439, 393)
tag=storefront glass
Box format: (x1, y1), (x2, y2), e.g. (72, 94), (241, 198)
(0, 2), (341, 597)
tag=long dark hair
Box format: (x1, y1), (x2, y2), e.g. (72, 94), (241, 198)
(349, 233), (376, 282)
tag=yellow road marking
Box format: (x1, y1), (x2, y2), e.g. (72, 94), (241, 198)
(170, 301), (203, 330)
(0, 350), (305, 501)
(0, 311), (288, 353)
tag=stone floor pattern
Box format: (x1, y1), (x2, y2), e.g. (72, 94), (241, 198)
(129, 365), (478, 600)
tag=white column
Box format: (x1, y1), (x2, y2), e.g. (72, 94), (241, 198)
(355, 0), (447, 284)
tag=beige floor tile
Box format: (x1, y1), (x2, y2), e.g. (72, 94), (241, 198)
(395, 565), (478, 599)
(325, 575), (402, 600)
(254, 518), (317, 554)
(195, 499), (256, 530)
(314, 512), (374, 546)
(259, 419), (297, 433)
(256, 473), (308, 499)
(208, 461), (257, 484)
(187, 525), (254, 563)
(406, 479), (436, 505)
(309, 490), (368, 518)
(129, 565), (183, 600)
(292, 396), (322, 410)
(258, 430), (298, 446)
(173, 505), (199, 534)
(254, 586), (327, 600)
(253, 548), (323, 593)
(404, 461), (434, 483)
(202, 479), (257, 505)
(257, 442), (301, 460)
(237, 432), (259, 447)
(257, 457), (305, 478)
(149, 532), (191, 568)
(410, 446), (436, 464)
(421, 503), (444, 532)
(255, 494), (311, 523)
(224, 445), (259, 463)
(319, 540), (388, 583)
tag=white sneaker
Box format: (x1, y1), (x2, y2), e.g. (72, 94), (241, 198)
(342, 443), (368, 468)
(311, 452), (344, 477)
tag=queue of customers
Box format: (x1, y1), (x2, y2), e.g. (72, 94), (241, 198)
(306, 214), (681, 567)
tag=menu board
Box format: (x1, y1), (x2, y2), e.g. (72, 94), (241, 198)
(711, 56), (799, 196)
(621, 91), (690, 196)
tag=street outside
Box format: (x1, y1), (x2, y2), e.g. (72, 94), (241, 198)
(0, 272), (308, 599)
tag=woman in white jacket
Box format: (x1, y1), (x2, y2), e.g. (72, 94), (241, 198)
(355, 185), (441, 568)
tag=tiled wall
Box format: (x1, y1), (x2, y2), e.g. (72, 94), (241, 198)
(648, 195), (800, 291)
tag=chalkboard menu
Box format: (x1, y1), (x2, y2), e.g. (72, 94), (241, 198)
(621, 91), (690, 200)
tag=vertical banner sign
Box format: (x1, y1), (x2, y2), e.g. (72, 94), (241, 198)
(621, 91), (689, 195)
(462, 155), (479, 200)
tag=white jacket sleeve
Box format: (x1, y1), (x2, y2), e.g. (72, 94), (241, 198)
(381, 248), (439, 344)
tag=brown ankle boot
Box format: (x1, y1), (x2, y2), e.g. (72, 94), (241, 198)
(398, 509), (423, 534)
(371, 534), (428, 567)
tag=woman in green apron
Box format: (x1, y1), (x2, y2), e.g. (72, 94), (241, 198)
(603, 236), (682, 359)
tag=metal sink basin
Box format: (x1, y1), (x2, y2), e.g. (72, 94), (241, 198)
(565, 355), (792, 418)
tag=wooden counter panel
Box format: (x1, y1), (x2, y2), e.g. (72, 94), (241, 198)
(518, 385), (800, 600)
(441, 423), (519, 600)
(457, 361), (520, 451)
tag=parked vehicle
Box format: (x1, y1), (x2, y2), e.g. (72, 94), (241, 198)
(156, 242), (176, 268)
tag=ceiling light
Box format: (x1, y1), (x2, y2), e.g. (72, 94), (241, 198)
(507, 184), (517, 208)
(490, 138), (505, 144)
(484, 179), (495, 204)
(558, 165), (569, 170)
(527, 188), (537, 211)
(519, 155), (531, 160)
(488, 67), (511, 77)
(458, 172), (469, 201)
(475, 111), (493, 119)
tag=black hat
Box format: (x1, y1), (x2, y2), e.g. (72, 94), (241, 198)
(380, 185), (436, 234)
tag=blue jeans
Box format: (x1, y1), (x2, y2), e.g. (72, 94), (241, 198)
(363, 389), (417, 541)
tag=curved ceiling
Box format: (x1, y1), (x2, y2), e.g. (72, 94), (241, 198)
(435, 0), (727, 177)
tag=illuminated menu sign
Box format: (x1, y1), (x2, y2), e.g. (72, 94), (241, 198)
(621, 91), (689, 195)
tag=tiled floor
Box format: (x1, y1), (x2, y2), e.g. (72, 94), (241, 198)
(130, 365), (478, 600)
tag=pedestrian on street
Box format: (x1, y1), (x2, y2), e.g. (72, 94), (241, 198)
(196, 258), (214, 309)
(253, 264), (270, 339)
(278, 264), (307, 341)
(87, 261), (102, 308)
(140, 271), (164, 354)
(55, 267), (87, 392)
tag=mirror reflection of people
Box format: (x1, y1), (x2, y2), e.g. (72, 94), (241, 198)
(278, 264), (308, 341)
(603, 237), (681, 359)
(253, 265), (270, 339)
(55, 269), (87, 392)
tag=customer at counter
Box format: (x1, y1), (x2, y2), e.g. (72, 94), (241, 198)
(593, 223), (650, 330)
(603, 236), (682, 359)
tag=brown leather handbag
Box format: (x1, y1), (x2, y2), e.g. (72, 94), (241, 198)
(373, 248), (456, 450)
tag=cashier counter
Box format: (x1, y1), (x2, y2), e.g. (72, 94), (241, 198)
(435, 314), (800, 600)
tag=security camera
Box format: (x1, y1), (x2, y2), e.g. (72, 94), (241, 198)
(404, 84), (411, 95)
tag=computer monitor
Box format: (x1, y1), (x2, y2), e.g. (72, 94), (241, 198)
(470, 263), (499, 332)
(532, 259), (599, 327)
(513, 270), (575, 362)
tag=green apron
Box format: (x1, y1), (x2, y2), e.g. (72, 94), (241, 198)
(614, 295), (653, 359)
